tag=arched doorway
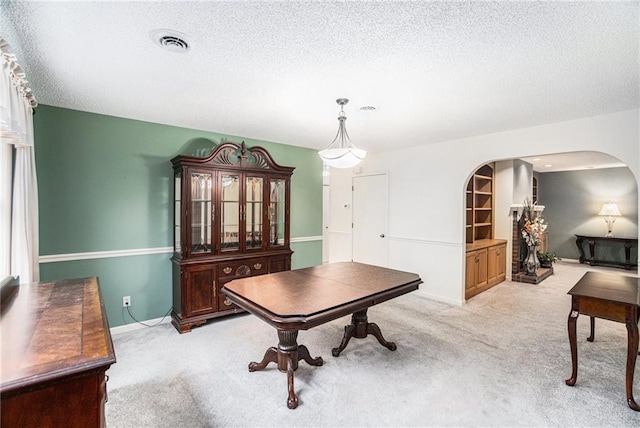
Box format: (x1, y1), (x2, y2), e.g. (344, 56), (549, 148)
(463, 151), (639, 301)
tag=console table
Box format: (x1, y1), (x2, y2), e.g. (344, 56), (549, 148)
(575, 234), (638, 270)
(1, 277), (116, 427)
(565, 271), (640, 411)
(221, 262), (422, 409)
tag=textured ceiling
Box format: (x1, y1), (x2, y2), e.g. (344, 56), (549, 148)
(1, 1), (638, 161)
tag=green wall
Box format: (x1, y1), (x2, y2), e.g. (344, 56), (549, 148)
(34, 105), (323, 327)
(538, 167), (638, 261)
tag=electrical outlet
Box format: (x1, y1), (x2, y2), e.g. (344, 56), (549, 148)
(122, 296), (131, 307)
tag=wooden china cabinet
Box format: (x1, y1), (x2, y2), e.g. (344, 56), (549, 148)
(171, 141), (294, 333)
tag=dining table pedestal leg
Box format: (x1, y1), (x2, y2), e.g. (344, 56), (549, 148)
(332, 309), (397, 357)
(248, 329), (323, 409)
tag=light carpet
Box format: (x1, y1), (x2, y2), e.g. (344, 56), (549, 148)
(106, 261), (640, 427)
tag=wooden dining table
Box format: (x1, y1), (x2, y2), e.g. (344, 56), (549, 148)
(221, 262), (422, 409)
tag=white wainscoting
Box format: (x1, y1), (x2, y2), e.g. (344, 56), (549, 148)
(327, 230), (352, 262)
(388, 236), (465, 306)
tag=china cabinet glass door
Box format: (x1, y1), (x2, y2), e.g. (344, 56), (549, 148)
(269, 178), (285, 247)
(221, 173), (240, 251)
(190, 172), (212, 254)
(245, 176), (264, 250)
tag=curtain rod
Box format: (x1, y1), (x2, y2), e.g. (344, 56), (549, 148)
(1, 36), (38, 109)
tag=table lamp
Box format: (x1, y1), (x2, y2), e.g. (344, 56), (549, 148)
(598, 202), (621, 237)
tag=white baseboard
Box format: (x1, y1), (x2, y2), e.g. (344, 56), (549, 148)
(110, 316), (171, 335)
(419, 289), (463, 307)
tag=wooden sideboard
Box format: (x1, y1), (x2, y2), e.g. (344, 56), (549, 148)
(1, 277), (116, 428)
(575, 234), (638, 270)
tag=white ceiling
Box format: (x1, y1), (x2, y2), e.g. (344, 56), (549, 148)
(1, 1), (638, 169)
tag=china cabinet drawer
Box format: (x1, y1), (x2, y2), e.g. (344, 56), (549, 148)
(218, 258), (268, 279)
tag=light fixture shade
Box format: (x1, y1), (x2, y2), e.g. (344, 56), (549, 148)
(318, 98), (367, 169)
(598, 203), (621, 216)
(318, 147), (367, 169)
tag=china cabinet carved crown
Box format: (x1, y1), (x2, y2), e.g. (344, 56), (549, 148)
(171, 141), (295, 333)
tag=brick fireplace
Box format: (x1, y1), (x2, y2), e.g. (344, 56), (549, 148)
(511, 205), (553, 284)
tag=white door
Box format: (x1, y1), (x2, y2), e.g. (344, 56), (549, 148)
(352, 173), (388, 266)
(322, 184), (329, 263)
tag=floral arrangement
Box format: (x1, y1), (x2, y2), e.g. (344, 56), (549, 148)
(521, 199), (547, 247)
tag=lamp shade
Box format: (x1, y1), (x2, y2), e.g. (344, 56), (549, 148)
(318, 98), (367, 169)
(318, 147), (367, 169)
(598, 203), (621, 216)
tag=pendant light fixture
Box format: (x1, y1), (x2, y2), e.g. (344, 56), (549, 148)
(318, 98), (367, 168)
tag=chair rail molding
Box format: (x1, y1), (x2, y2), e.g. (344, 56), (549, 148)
(40, 236), (323, 263)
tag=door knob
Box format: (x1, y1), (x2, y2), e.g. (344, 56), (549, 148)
(380, 234), (385, 238)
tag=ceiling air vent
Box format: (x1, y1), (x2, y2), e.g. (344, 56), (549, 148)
(150, 29), (191, 53)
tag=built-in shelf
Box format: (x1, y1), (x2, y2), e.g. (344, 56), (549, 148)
(465, 163), (505, 300)
(466, 164), (495, 244)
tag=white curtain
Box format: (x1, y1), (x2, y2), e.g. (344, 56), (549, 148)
(1, 37), (39, 282)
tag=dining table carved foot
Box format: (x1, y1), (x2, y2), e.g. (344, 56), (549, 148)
(368, 322), (397, 351)
(332, 324), (356, 357)
(298, 344), (323, 367)
(248, 346), (278, 372)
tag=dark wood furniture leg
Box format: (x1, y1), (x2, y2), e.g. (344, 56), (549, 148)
(566, 308), (579, 386)
(575, 236), (586, 264)
(587, 238), (596, 265)
(248, 329), (323, 409)
(332, 309), (397, 357)
(248, 347), (278, 371)
(587, 316), (595, 342)
(625, 309), (640, 411)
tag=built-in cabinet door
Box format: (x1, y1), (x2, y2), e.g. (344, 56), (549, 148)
(487, 243), (507, 286)
(487, 245), (499, 284)
(496, 243), (506, 280)
(184, 264), (217, 316)
(465, 249), (488, 297)
(475, 249), (488, 288)
(465, 251), (477, 291)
